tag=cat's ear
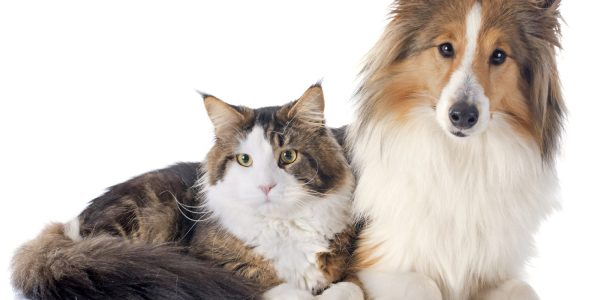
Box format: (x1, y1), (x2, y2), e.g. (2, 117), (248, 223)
(287, 83), (325, 126)
(202, 94), (245, 135)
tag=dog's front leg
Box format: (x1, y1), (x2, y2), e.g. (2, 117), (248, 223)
(357, 269), (442, 300)
(474, 279), (539, 300)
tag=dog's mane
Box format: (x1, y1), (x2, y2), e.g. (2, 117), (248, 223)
(352, 0), (565, 162)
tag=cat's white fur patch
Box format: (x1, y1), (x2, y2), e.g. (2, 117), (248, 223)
(204, 126), (353, 293)
(63, 217), (82, 241)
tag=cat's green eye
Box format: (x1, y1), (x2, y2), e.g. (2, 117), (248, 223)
(236, 153), (253, 167)
(280, 149), (298, 165)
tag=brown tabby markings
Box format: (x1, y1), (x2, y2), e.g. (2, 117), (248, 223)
(190, 221), (281, 288)
(316, 227), (357, 284)
(12, 219), (261, 299)
(77, 162), (289, 290)
(204, 86), (351, 195)
(12, 223), (74, 294)
(79, 166), (199, 245)
(13, 85), (357, 298)
(198, 86), (356, 290)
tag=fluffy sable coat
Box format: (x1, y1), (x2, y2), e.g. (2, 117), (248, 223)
(348, 0), (564, 299)
(12, 85), (363, 300)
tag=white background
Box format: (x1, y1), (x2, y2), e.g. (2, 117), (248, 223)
(0, 1), (598, 299)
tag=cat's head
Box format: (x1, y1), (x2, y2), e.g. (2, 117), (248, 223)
(200, 84), (353, 218)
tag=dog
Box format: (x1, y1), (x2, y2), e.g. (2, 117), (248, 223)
(347, 0), (564, 299)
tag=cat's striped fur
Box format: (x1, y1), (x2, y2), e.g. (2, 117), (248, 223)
(12, 84), (360, 299)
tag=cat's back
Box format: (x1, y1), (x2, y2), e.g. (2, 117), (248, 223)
(79, 162), (204, 244)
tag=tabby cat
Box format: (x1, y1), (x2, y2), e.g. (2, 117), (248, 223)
(12, 84), (364, 300)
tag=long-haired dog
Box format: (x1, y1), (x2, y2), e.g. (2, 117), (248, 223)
(348, 0), (564, 299)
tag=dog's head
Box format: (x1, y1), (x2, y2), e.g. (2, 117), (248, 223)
(357, 0), (564, 160)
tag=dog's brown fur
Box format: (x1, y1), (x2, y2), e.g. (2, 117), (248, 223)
(349, 0), (564, 299)
(356, 0), (564, 161)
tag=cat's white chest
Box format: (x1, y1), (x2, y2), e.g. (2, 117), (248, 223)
(208, 192), (353, 292)
(252, 220), (330, 292)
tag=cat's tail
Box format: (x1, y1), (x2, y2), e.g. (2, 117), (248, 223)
(12, 223), (261, 300)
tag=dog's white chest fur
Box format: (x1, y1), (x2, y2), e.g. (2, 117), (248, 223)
(351, 114), (558, 299)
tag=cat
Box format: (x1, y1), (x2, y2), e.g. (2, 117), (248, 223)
(12, 84), (364, 300)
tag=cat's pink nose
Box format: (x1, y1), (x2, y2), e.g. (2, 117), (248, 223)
(259, 184), (277, 195)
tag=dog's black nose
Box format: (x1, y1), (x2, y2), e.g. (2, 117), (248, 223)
(449, 102), (478, 129)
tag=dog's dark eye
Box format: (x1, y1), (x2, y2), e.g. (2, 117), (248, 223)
(438, 43), (454, 58)
(490, 49), (507, 65)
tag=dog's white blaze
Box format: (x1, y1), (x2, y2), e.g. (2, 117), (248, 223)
(436, 2), (490, 137)
(464, 2), (482, 62)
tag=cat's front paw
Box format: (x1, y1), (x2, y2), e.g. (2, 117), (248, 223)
(317, 282), (364, 300)
(263, 283), (316, 300)
(474, 279), (539, 300)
